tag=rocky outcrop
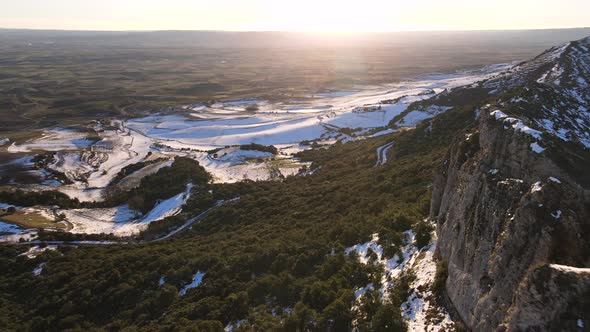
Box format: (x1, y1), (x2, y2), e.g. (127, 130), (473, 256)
(430, 104), (590, 330)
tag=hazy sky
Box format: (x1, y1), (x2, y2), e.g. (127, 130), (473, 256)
(1, 0), (589, 31)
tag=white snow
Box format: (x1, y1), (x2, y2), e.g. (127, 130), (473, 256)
(354, 283), (375, 300)
(224, 319), (247, 332)
(488, 169), (499, 175)
(8, 128), (95, 153)
(20, 245), (57, 259)
(491, 110), (548, 153)
(0, 138), (9, 146)
(531, 181), (543, 193)
(549, 264), (590, 274)
(346, 231), (417, 299)
(551, 210), (562, 219)
(498, 178), (524, 185)
(530, 142), (545, 153)
(0, 221), (24, 234)
(346, 229), (454, 331)
(212, 147), (273, 163)
(179, 271), (205, 296)
(61, 204), (142, 236)
(370, 128), (397, 137)
(491, 110), (508, 120)
(397, 106), (452, 127)
(0, 229), (38, 243)
(159, 276), (165, 286)
(62, 183), (192, 236)
(140, 183), (193, 223)
(505, 119), (543, 140)
(578, 319), (584, 328)
(33, 262), (46, 276)
(400, 234), (454, 331)
(6, 64), (508, 197)
(549, 177), (561, 184)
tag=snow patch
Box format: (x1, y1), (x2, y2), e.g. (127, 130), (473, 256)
(399, 233), (454, 331)
(179, 271), (205, 296)
(224, 319), (247, 332)
(0, 221), (25, 234)
(530, 142), (545, 153)
(370, 128), (397, 137)
(398, 106), (452, 127)
(530, 181), (543, 193)
(549, 264), (590, 274)
(140, 183), (193, 223)
(33, 262), (46, 276)
(20, 245), (57, 259)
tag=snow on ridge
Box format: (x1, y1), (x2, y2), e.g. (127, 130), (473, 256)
(490, 110), (545, 153)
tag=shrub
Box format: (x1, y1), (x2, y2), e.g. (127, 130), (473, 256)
(414, 221), (434, 249)
(432, 260), (448, 299)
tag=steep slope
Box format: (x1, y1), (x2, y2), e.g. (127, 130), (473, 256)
(430, 37), (590, 330)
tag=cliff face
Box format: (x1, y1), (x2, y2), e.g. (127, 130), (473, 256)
(429, 37), (590, 331)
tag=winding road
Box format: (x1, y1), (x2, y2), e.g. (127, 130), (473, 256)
(374, 141), (394, 167)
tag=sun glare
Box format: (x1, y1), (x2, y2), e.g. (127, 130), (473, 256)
(262, 0), (404, 32)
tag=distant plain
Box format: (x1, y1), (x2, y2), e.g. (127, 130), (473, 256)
(1, 28), (589, 133)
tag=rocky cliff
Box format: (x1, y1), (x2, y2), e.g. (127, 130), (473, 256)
(430, 37), (590, 331)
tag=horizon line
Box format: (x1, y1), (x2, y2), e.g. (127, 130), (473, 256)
(1, 26), (589, 34)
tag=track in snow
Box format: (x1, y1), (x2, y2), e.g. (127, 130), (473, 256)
(374, 142), (394, 167)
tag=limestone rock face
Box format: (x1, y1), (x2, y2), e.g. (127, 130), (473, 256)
(429, 37), (590, 331)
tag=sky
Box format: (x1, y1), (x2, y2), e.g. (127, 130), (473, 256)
(1, 0), (589, 32)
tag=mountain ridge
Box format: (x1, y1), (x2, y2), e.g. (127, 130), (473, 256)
(430, 36), (590, 331)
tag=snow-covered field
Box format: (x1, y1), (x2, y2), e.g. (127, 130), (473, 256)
(60, 183), (193, 236)
(1, 64), (512, 237)
(5, 65), (509, 197)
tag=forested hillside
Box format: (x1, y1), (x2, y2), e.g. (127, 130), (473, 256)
(0, 104), (479, 330)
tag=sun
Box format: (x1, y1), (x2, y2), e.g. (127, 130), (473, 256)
(262, 0), (399, 32)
